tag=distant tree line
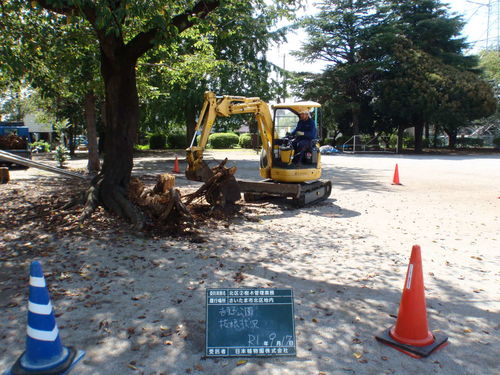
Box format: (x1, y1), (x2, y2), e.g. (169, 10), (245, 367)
(291, 0), (497, 152)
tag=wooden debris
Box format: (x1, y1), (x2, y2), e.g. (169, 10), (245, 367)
(128, 175), (191, 227)
(184, 159), (241, 206)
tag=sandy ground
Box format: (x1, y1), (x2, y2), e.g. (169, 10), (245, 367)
(1, 150), (499, 375)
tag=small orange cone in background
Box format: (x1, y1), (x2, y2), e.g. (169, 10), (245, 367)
(375, 245), (448, 358)
(172, 155), (181, 174)
(392, 164), (402, 185)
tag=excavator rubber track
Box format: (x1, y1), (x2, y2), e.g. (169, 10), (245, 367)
(238, 179), (332, 207)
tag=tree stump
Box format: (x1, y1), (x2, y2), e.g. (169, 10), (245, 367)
(152, 173), (175, 194)
(128, 175), (191, 227)
(0, 167), (9, 184)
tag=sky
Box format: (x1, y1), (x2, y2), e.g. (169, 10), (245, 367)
(267, 0), (498, 74)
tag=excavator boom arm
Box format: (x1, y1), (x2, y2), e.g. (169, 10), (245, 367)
(186, 91), (274, 182)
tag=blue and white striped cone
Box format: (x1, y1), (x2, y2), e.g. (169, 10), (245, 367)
(4, 261), (85, 375)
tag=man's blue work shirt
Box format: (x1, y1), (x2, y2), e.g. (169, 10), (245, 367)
(292, 118), (317, 139)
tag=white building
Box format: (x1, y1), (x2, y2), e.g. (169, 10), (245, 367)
(23, 114), (54, 143)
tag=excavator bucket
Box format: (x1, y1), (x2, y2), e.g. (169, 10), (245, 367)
(185, 159), (214, 182)
(185, 158), (241, 206)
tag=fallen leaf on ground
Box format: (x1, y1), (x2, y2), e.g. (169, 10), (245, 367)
(127, 362), (138, 370)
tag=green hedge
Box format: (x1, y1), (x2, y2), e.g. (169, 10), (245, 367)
(493, 137), (500, 148)
(456, 137), (484, 148)
(30, 140), (51, 152)
(149, 134), (167, 149)
(239, 133), (252, 148)
(167, 133), (187, 149)
(208, 133), (240, 149)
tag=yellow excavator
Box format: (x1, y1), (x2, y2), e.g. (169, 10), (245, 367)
(185, 91), (332, 207)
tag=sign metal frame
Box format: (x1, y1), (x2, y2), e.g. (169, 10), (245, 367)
(205, 288), (296, 357)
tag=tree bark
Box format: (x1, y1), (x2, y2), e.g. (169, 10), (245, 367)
(86, 43), (143, 228)
(351, 110), (360, 135)
(445, 129), (457, 149)
(414, 121), (424, 153)
(84, 92), (100, 174)
(432, 125), (439, 148)
(396, 125), (404, 154)
(68, 123), (76, 156)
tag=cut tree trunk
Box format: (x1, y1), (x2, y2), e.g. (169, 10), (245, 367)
(0, 167), (9, 184)
(129, 174), (191, 227)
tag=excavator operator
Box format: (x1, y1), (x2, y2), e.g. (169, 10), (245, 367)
(291, 110), (317, 165)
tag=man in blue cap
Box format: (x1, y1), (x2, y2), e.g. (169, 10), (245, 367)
(291, 109), (317, 165)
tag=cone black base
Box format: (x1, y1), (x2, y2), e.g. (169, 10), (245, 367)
(376, 328), (448, 358)
(10, 346), (77, 375)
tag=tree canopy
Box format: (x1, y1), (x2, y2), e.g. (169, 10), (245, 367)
(1, 0), (300, 227)
(293, 0), (496, 151)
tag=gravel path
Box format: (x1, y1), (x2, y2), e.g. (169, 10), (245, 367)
(1, 151), (499, 375)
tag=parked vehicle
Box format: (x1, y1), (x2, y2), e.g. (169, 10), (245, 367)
(319, 145), (340, 155)
(0, 124), (32, 168)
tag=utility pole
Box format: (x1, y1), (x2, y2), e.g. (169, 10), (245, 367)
(466, 0), (499, 50)
(497, 0), (499, 50)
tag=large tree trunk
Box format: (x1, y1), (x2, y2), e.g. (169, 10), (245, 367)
(84, 92), (100, 174)
(100, 51), (140, 221)
(414, 121), (424, 153)
(445, 129), (458, 149)
(68, 122), (76, 156)
(396, 125), (404, 154)
(351, 110), (360, 135)
(83, 45), (143, 228)
(432, 125), (439, 148)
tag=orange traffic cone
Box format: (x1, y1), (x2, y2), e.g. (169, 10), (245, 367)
(172, 155), (180, 174)
(392, 164), (402, 185)
(375, 245), (448, 358)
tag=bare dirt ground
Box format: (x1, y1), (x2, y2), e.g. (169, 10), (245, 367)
(1, 150), (499, 375)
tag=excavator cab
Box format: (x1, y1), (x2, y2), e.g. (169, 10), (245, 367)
(271, 104), (321, 166)
(259, 102), (322, 183)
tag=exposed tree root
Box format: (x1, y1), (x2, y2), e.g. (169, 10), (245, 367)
(184, 158), (241, 206)
(80, 174), (144, 230)
(77, 160), (240, 232)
